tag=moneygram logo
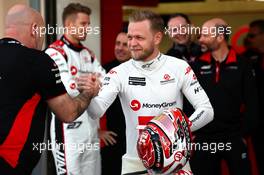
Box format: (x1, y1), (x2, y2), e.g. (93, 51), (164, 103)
(130, 100), (177, 111)
(130, 99), (141, 111)
(142, 101), (177, 109)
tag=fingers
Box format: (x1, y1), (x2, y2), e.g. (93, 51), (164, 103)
(76, 75), (101, 97)
(99, 130), (118, 146)
(101, 137), (109, 146)
(108, 131), (118, 137)
(104, 132), (117, 145)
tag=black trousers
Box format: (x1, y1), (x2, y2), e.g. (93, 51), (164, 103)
(101, 142), (125, 175)
(0, 157), (27, 175)
(190, 135), (251, 175)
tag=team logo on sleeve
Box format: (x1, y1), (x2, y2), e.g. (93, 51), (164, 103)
(70, 66), (78, 75)
(193, 74), (197, 80)
(185, 66), (192, 75)
(109, 69), (117, 74)
(50, 52), (58, 57)
(70, 82), (76, 89)
(130, 99), (141, 111)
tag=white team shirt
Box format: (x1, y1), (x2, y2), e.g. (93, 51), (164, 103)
(87, 53), (214, 173)
(45, 37), (105, 175)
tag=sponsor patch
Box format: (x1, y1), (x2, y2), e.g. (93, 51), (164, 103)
(129, 76), (146, 86)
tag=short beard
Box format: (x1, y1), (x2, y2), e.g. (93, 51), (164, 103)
(133, 45), (154, 61)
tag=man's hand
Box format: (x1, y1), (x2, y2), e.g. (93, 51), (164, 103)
(99, 129), (117, 146)
(47, 74), (100, 123)
(76, 73), (100, 98)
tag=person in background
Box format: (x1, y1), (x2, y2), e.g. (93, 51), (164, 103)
(167, 13), (203, 117)
(100, 30), (131, 175)
(0, 4), (99, 175)
(243, 19), (264, 175)
(167, 13), (202, 63)
(45, 3), (105, 175)
(190, 18), (259, 175)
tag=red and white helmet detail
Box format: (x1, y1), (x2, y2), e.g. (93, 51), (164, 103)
(137, 108), (192, 175)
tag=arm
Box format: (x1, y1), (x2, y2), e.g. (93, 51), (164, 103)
(92, 57), (106, 79)
(181, 63), (214, 132)
(34, 51), (99, 122)
(46, 88), (97, 123)
(77, 68), (120, 119)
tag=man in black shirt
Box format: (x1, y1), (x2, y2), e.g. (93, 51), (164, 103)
(243, 19), (264, 175)
(166, 13), (202, 63)
(0, 4), (99, 175)
(190, 18), (259, 175)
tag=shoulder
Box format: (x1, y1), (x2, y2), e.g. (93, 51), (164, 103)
(105, 59), (132, 79)
(20, 48), (56, 71)
(163, 54), (190, 69)
(103, 60), (120, 72)
(190, 42), (202, 57)
(24, 47), (51, 61)
(114, 59), (132, 71)
(46, 40), (67, 60)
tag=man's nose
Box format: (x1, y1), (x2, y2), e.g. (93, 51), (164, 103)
(129, 38), (138, 47)
(199, 35), (204, 43)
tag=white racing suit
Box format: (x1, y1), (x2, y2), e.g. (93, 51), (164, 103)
(87, 53), (214, 174)
(45, 35), (105, 175)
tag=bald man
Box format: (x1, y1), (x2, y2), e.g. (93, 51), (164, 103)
(189, 18), (258, 175)
(0, 4), (99, 175)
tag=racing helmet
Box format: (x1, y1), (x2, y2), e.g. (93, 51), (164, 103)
(137, 108), (192, 175)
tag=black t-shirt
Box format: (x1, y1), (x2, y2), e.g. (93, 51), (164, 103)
(0, 38), (66, 174)
(192, 49), (259, 138)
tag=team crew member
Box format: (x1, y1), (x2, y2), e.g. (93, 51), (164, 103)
(190, 18), (259, 175)
(0, 4), (99, 175)
(45, 3), (105, 175)
(166, 13), (203, 117)
(77, 10), (214, 175)
(243, 19), (264, 175)
(166, 13), (202, 62)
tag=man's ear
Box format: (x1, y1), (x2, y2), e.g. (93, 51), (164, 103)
(154, 31), (163, 45)
(31, 23), (38, 37)
(64, 18), (70, 27)
(65, 18), (74, 28)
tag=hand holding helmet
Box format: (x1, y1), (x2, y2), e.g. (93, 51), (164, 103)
(137, 108), (192, 175)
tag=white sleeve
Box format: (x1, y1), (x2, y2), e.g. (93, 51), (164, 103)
(87, 68), (120, 119)
(45, 48), (79, 97)
(92, 57), (106, 79)
(181, 62), (214, 132)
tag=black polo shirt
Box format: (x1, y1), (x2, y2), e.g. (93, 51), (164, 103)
(0, 38), (66, 174)
(191, 48), (259, 138)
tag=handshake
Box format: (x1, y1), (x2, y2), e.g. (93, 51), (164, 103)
(75, 73), (102, 99)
